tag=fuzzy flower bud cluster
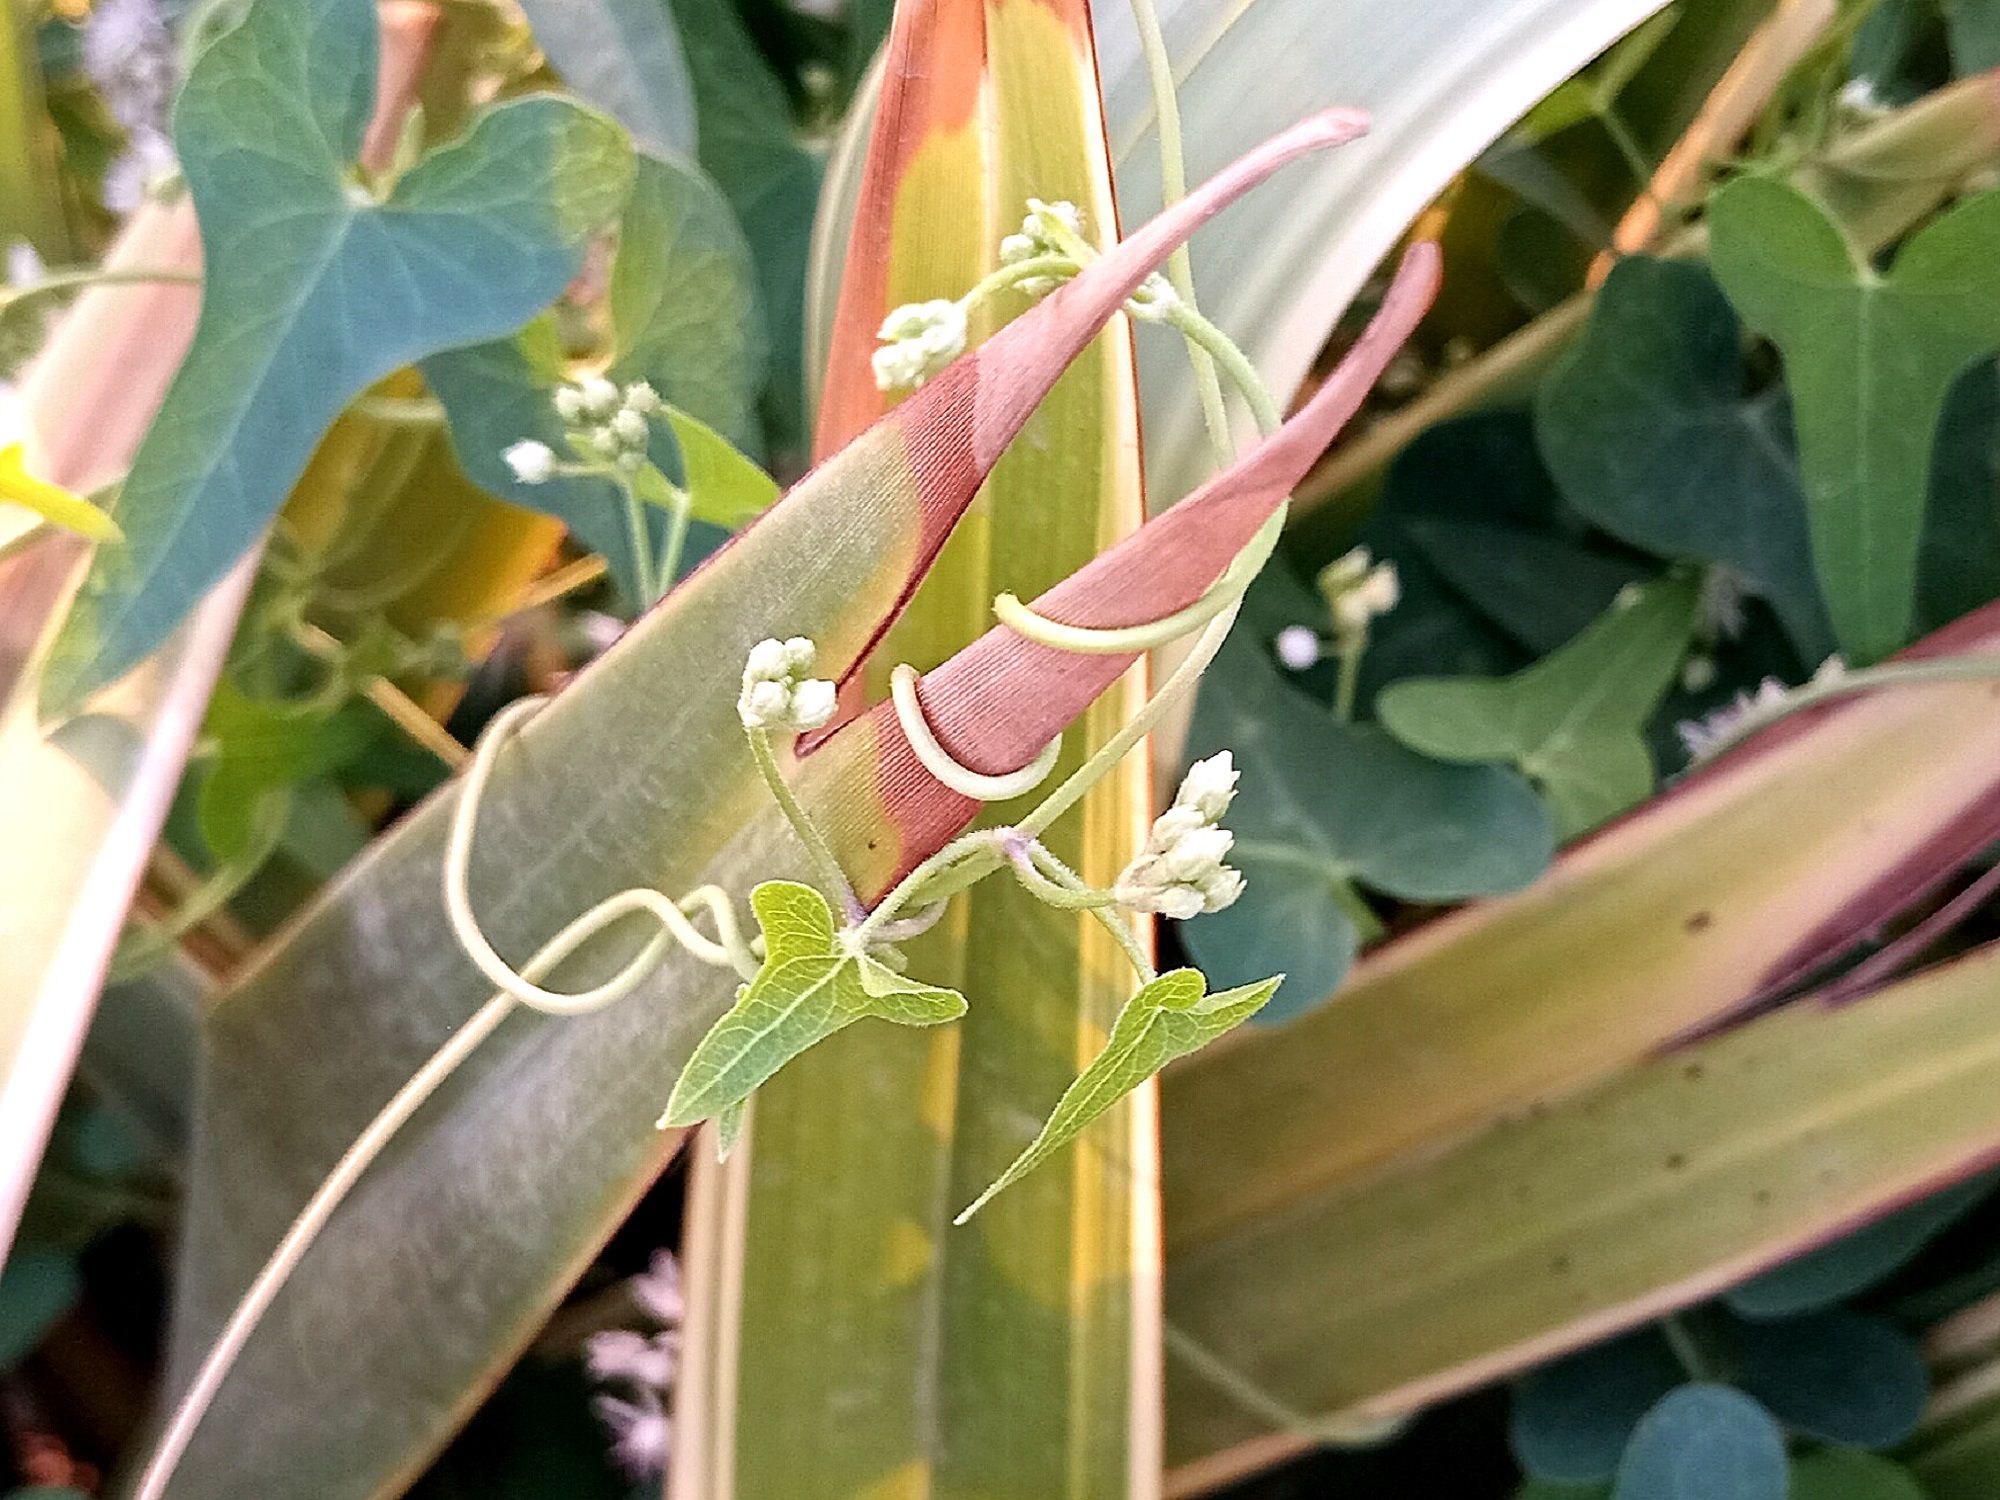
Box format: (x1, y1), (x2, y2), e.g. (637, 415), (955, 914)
(1320, 546), (1401, 637)
(505, 377), (662, 485)
(999, 198), (1085, 296)
(738, 637), (838, 733)
(872, 299), (969, 392)
(1114, 752), (1246, 920)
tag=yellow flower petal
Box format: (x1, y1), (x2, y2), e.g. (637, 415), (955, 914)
(0, 442), (121, 542)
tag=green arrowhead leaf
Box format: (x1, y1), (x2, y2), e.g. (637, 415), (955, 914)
(1537, 257), (1834, 659)
(40, 0), (633, 716)
(660, 881), (965, 1127)
(658, 405), (779, 528)
(956, 969), (1279, 1222)
(1183, 633), (1554, 1017)
(1377, 576), (1699, 838)
(1709, 177), (2000, 661)
(425, 152), (766, 602)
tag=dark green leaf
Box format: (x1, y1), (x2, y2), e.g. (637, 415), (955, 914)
(1947, 0), (2000, 74)
(1182, 636), (1553, 1019)
(1613, 1384), (1788, 1500)
(1729, 1310), (1930, 1449)
(1708, 178), (2000, 661)
(1511, 1330), (1685, 1483)
(40, 0), (632, 714)
(1537, 256), (1834, 660)
(1919, 359), (2000, 630)
(1727, 1172), (1995, 1319)
(1378, 576), (1697, 837)
(517, 0), (696, 158)
(1790, 1449), (1927, 1500)
(0, 1247), (79, 1366)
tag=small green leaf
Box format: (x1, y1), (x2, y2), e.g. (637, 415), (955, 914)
(40, 0), (633, 714)
(660, 881), (965, 1127)
(1708, 177), (2000, 661)
(1184, 634), (1553, 1018)
(196, 683), (379, 861)
(1728, 1310), (1931, 1450)
(955, 969), (1279, 1222)
(1789, 1450), (1927, 1500)
(1377, 576), (1699, 838)
(516, 0), (696, 158)
(1537, 257), (1833, 659)
(1613, 1385), (1788, 1500)
(660, 406), (779, 528)
(1511, 1329), (1685, 1483)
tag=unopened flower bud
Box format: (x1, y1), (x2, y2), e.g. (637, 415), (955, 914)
(739, 636), (838, 732)
(503, 440), (556, 485)
(872, 300), (968, 392)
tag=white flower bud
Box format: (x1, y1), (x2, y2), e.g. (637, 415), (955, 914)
(579, 375), (621, 420)
(1329, 559), (1401, 635)
(623, 381), (662, 414)
(1163, 825), (1233, 882)
(612, 408), (650, 448)
(1125, 273), (1182, 323)
(872, 299), (968, 392)
(739, 637), (839, 732)
(1198, 866), (1246, 913)
(1275, 625), (1323, 672)
(1173, 752), (1238, 823)
(503, 440), (556, 485)
(553, 385), (587, 423)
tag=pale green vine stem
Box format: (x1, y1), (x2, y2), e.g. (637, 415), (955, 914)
(890, 663), (1065, 798)
(1128, 0), (1233, 463)
(747, 725), (861, 913)
(0, 265), (202, 317)
(620, 481), (659, 606)
(135, 703), (767, 1500)
(656, 482), (695, 592)
(1024, 841), (1156, 984)
(1163, 301), (1283, 435)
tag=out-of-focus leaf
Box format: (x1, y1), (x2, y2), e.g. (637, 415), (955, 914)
(955, 970), (1278, 1222)
(427, 152), (764, 603)
(40, 0), (633, 715)
(661, 881), (966, 1126)
(1613, 1386), (1787, 1500)
(1728, 1310), (1929, 1449)
(670, 0), (820, 461)
(1511, 1330), (1684, 1483)
(0, 1247), (79, 1365)
(166, 115), (1369, 1500)
(1180, 633), (1553, 1017)
(195, 684), (378, 861)
(516, 0), (696, 157)
(1537, 257), (1833, 659)
(1379, 576), (1697, 837)
(1921, 359), (2000, 630)
(1948, 1), (2000, 73)
(1726, 1172), (1996, 1319)
(1708, 178), (2000, 662)
(1790, 1451), (1927, 1500)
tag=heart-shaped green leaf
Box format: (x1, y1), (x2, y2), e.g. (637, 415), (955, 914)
(955, 969), (1279, 1222)
(516, 0), (696, 158)
(40, 0), (633, 715)
(660, 882), (966, 1127)
(1537, 256), (1834, 659)
(1183, 634), (1553, 1018)
(1709, 177), (2000, 661)
(1613, 1385), (1787, 1500)
(1377, 576), (1699, 837)
(425, 151), (764, 602)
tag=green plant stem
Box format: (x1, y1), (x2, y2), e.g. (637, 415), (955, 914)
(2, 265), (202, 314)
(1164, 302), (1282, 435)
(1129, 0), (1233, 465)
(656, 480), (694, 590)
(1333, 632), (1364, 721)
(1025, 841), (1155, 984)
(1661, 1314), (1715, 1382)
(619, 478), (658, 606)
(748, 727), (858, 912)
(961, 252), (1080, 311)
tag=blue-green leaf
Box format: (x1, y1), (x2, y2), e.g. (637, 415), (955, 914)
(1511, 1330), (1685, 1483)
(1182, 636), (1553, 1019)
(0, 1247), (79, 1366)
(1708, 178), (2000, 662)
(1613, 1385), (1788, 1500)
(516, 0), (696, 158)
(1537, 256), (1833, 660)
(1729, 1311), (1930, 1450)
(1378, 577), (1698, 838)
(40, 0), (633, 715)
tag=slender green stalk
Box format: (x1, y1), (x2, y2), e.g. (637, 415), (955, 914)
(657, 482), (694, 591)
(1027, 841), (1155, 984)
(748, 727), (859, 912)
(620, 480), (658, 606)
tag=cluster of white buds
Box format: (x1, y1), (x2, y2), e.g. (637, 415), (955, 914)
(872, 299), (969, 392)
(1675, 656), (1846, 765)
(587, 1251), (682, 1479)
(1320, 546), (1401, 637)
(1113, 752), (1246, 920)
(738, 637), (838, 733)
(504, 376), (662, 486)
(1000, 197), (1085, 295)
